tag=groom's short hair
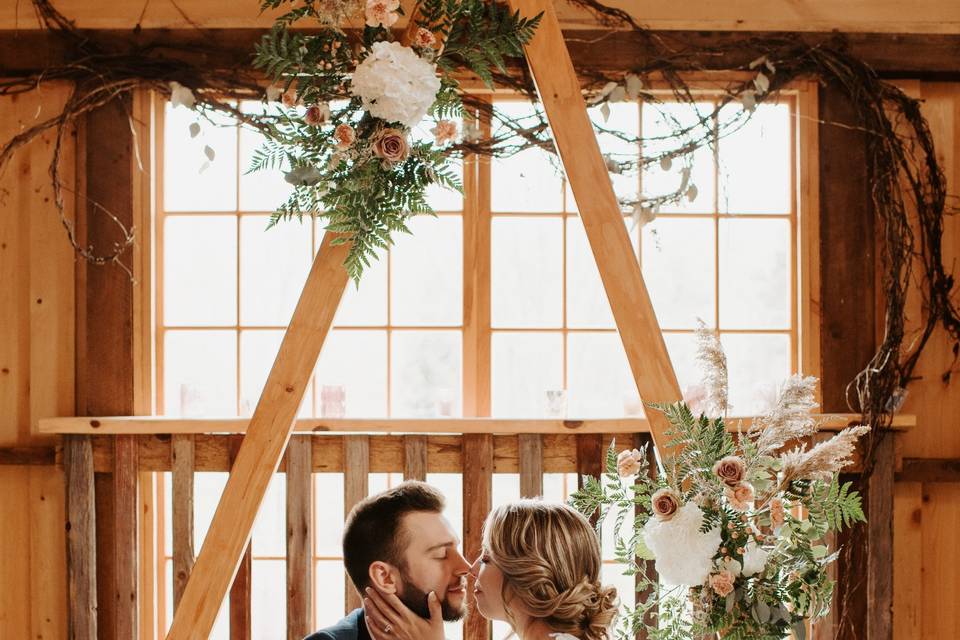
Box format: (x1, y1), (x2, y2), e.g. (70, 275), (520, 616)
(342, 480), (445, 592)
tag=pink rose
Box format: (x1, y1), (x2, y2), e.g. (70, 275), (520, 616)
(712, 455), (746, 487)
(617, 448), (643, 477)
(709, 570), (736, 597)
(415, 27), (437, 48)
(724, 482), (755, 511)
(769, 497), (785, 530)
(364, 0), (399, 28)
(305, 104), (330, 126)
(333, 123), (356, 149)
(650, 488), (681, 522)
(431, 119), (458, 146)
(372, 128), (410, 164)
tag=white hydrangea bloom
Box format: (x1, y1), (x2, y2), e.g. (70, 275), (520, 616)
(350, 41), (441, 128)
(642, 502), (721, 586)
(741, 540), (770, 577)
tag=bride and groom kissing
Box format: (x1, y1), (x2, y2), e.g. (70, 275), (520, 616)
(305, 481), (619, 640)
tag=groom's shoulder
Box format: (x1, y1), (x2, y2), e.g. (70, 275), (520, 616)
(303, 608), (365, 640)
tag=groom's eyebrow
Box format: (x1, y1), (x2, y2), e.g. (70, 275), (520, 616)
(426, 540), (458, 551)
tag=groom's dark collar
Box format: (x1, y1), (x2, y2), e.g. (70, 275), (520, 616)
(351, 607), (372, 640)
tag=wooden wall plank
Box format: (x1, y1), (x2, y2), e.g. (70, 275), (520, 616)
(403, 435), (427, 481)
(463, 434), (492, 640)
(343, 435), (369, 613)
(866, 435), (894, 640)
(518, 434), (543, 498)
(113, 436), (139, 640)
(65, 436), (98, 640)
(168, 233), (351, 640)
(921, 483), (960, 638)
(95, 471), (117, 640)
(29, 464), (68, 640)
(893, 482), (923, 638)
(0, 466), (32, 636)
(171, 435), (195, 609)
(286, 436), (313, 640)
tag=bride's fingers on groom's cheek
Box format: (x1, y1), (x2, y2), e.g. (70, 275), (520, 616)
(365, 586), (400, 620)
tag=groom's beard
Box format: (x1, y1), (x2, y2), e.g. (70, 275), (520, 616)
(397, 572), (466, 622)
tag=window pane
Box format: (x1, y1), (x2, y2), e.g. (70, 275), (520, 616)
(164, 103), (238, 211)
(663, 332), (703, 396)
(567, 333), (635, 418)
(314, 330), (388, 417)
(492, 474), (521, 507)
(251, 474), (286, 557)
(566, 216), (616, 329)
(491, 332), (563, 417)
(425, 473), (463, 543)
(240, 215), (313, 326)
(492, 217), (563, 328)
(315, 474), (345, 556)
(721, 333), (791, 415)
(164, 330), (237, 416)
(719, 218), (790, 329)
(239, 330), (312, 418)
(239, 101), (294, 212)
(194, 472), (228, 551)
(391, 331), (462, 417)
(718, 103), (791, 214)
(252, 560), (286, 639)
(642, 217), (715, 329)
(391, 216), (462, 326)
(491, 101), (563, 213)
(641, 101), (715, 214)
(316, 560), (346, 619)
(163, 216), (237, 326)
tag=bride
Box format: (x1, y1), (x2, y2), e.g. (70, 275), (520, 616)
(363, 499), (619, 640)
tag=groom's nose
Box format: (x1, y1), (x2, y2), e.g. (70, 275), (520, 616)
(452, 550), (471, 575)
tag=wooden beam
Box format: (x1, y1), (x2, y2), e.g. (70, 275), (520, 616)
(866, 435), (894, 640)
(285, 436), (313, 640)
(896, 458), (960, 482)
(343, 435), (369, 613)
(171, 435), (195, 610)
(506, 0), (682, 454)
(39, 413), (916, 435)
(463, 434), (492, 640)
(403, 435), (427, 481)
(0, 446), (57, 465)
(635, 433), (658, 639)
(518, 434), (543, 498)
(113, 436), (139, 640)
(167, 233), (351, 640)
(65, 436), (98, 640)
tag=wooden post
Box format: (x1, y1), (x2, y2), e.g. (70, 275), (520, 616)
(228, 436), (251, 640)
(344, 435), (370, 613)
(518, 434), (543, 498)
(171, 435), (195, 610)
(65, 435), (98, 640)
(286, 436), (313, 640)
(113, 436), (139, 640)
(504, 0), (682, 456)
(167, 234), (351, 640)
(636, 433), (658, 639)
(403, 435), (427, 482)
(866, 435), (894, 640)
(576, 435), (603, 527)
(463, 434), (492, 640)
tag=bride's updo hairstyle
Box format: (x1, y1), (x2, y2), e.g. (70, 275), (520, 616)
(482, 500), (618, 640)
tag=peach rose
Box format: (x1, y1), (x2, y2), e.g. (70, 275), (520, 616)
(364, 0), (399, 28)
(713, 455), (746, 487)
(724, 482), (755, 511)
(415, 27), (436, 48)
(617, 448), (643, 477)
(282, 86), (302, 108)
(709, 570), (736, 597)
(650, 488), (681, 522)
(305, 104), (330, 126)
(769, 497), (785, 530)
(333, 123), (356, 149)
(431, 119), (458, 146)
(372, 128), (410, 164)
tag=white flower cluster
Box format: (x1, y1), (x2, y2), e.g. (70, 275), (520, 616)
(350, 41), (441, 128)
(642, 502), (721, 586)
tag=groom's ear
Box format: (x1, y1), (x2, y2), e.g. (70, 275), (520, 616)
(368, 561), (399, 593)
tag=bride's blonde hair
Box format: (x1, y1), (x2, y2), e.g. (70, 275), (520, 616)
(482, 500), (618, 640)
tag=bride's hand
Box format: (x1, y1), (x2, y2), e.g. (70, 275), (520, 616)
(363, 586), (445, 640)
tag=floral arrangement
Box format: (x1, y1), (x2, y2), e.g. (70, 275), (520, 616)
(250, 0), (541, 279)
(570, 324), (869, 640)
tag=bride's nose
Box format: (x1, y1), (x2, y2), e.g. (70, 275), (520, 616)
(467, 557), (481, 577)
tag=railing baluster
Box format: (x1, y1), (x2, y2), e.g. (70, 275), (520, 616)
(518, 434), (543, 498)
(114, 435), (139, 640)
(403, 435), (427, 481)
(286, 436), (313, 639)
(343, 435), (370, 613)
(66, 435), (98, 640)
(463, 434), (492, 640)
(171, 434), (195, 610)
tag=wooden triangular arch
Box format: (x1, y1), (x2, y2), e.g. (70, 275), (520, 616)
(167, 1), (682, 637)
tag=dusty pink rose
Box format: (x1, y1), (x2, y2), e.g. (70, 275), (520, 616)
(282, 86), (302, 108)
(431, 119), (458, 146)
(724, 482), (755, 511)
(650, 488), (681, 521)
(769, 497), (786, 530)
(305, 104), (330, 126)
(333, 123), (356, 149)
(712, 455), (746, 487)
(364, 0), (400, 28)
(415, 27), (437, 48)
(372, 128), (410, 164)
(616, 448), (643, 477)
(709, 570), (736, 597)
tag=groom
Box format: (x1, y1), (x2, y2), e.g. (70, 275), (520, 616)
(305, 480), (471, 640)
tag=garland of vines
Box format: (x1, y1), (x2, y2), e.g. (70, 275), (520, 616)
(2, 0), (958, 483)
